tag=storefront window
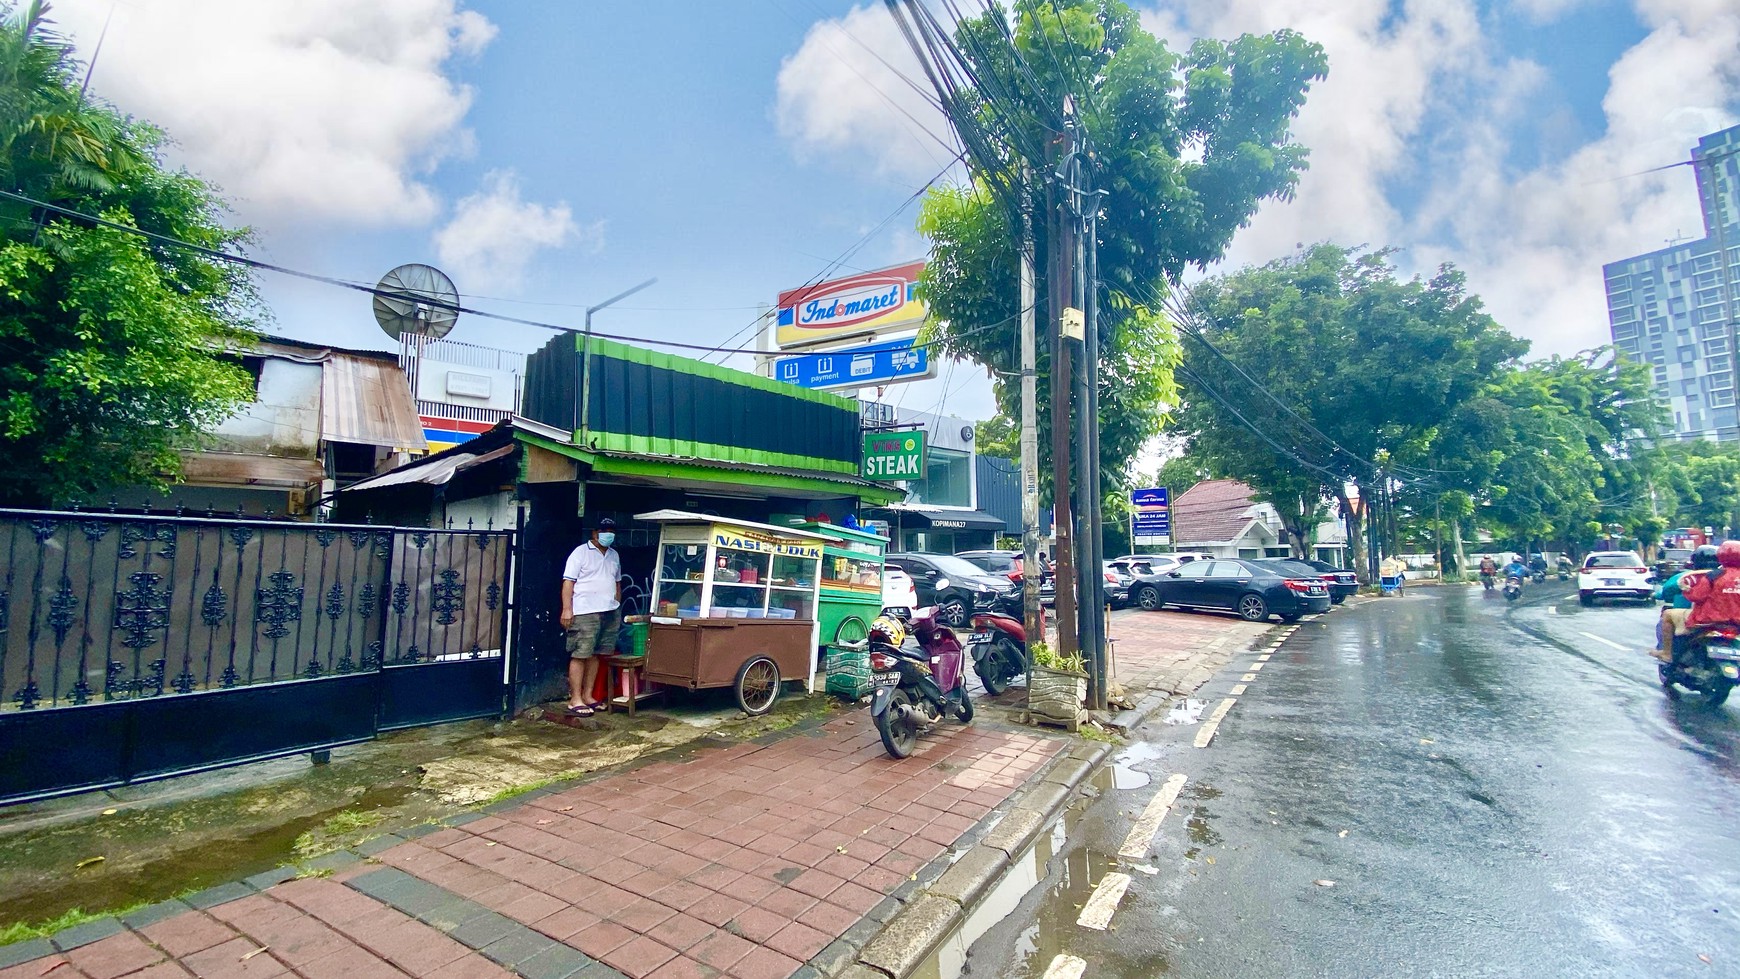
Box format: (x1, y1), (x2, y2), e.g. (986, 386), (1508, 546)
(904, 447), (972, 507)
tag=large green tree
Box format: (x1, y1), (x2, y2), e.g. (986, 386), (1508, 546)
(1176, 244), (1528, 571)
(916, 0), (1327, 492)
(0, 1), (255, 506)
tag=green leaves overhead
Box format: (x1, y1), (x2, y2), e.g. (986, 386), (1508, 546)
(0, 1), (256, 506)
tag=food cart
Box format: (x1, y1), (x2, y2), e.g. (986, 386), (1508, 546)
(637, 510), (831, 714)
(802, 520), (888, 648)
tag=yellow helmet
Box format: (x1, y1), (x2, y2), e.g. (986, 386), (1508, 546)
(868, 614), (906, 648)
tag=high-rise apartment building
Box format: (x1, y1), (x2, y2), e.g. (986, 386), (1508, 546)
(1605, 124), (1740, 440)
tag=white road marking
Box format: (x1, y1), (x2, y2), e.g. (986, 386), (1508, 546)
(1230, 683), (1248, 695)
(1241, 673), (1257, 682)
(1248, 661), (1266, 672)
(1194, 697), (1237, 748)
(1257, 653), (1272, 662)
(1580, 631), (1628, 652)
(1118, 773), (1187, 858)
(1042, 954), (1088, 979)
(1077, 872), (1133, 929)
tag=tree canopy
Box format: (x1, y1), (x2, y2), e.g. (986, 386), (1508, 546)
(916, 0), (1327, 493)
(0, 1), (256, 506)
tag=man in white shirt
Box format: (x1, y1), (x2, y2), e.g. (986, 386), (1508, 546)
(561, 518), (622, 715)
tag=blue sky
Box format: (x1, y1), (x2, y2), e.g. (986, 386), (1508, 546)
(50, 0), (1740, 447)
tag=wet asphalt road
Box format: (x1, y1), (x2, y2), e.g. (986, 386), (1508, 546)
(963, 583), (1740, 979)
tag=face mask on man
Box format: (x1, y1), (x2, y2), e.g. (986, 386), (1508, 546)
(597, 532), (616, 548)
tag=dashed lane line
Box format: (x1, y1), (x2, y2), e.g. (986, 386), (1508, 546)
(1579, 631), (1629, 652)
(1042, 955), (1088, 979)
(1240, 673), (1257, 682)
(1118, 773), (1188, 858)
(1248, 661), (1266, 672)
(1194, 697), (1238, 748)
(1077, 872), (1133, 930)
(1257, 653), (1272, 662)
(1230, 682), (1248, 695)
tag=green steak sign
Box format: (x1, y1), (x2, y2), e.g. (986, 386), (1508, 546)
(862, 431), (926, 481)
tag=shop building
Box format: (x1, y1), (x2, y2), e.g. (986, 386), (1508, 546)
(335, 332), (902, 708)
(861, 406), (1006, 552)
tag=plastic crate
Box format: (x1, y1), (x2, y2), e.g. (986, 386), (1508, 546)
(621, 620), (648, 656)
(824, 646), (874, 700)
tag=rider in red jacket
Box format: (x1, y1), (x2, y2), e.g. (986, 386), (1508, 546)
(1680, 540), (1740, 628)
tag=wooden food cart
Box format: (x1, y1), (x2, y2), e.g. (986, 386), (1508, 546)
(638, 510), (831, 714)
(803, 520), (888, 648)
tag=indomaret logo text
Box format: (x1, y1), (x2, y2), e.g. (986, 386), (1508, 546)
(776, 262), (924, 339)
(794, 278), (905, 329)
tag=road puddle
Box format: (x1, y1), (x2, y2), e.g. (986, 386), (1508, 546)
(1163, 698), (1207, 725)
(1110, 738), (1165, 790)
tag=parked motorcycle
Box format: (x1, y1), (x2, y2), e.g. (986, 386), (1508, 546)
(1503, 574), (1523, 602)
(1660, 624), (1739, 706)
(868, 609), (973, 758)
(967, 606), (1043, 696)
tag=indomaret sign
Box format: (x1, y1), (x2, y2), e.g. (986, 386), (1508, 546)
(776, 261), (927, 349)
(862, 431), (927, 481)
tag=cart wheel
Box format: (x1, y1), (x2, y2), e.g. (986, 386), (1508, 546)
(735, 655), (781, 716)
(835, 615), (869, 645)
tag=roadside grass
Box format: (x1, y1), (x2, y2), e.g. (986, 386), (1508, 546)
(293, 808), (388, 858)
(0, 901), (149, 947)
(481, 771), (583, 807)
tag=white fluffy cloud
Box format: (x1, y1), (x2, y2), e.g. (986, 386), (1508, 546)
(52, 0), (497, 227)
(433, 170), (595, 291)
(775, 3), (957, 181)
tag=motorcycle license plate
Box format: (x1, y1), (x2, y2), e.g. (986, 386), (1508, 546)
(968, 632), (993, 644)
(1705, 642), (1740, 661)
(1723, 664), (1740, 680)
(874, 671), (901, 684)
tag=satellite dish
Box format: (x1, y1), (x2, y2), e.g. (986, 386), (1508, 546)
(373, 263), (459, 341)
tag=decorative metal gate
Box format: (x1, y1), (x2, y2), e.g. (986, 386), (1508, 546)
(0, 508), (513, 805)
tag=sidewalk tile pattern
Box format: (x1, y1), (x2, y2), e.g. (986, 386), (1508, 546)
(1106, 609), (1269, 696)
(0, 712), (1058, 979)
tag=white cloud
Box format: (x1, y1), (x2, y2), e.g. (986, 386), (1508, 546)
(432, 170), (595, 291)
(52, 0), (497, 227)
(775, 3), (958, 180)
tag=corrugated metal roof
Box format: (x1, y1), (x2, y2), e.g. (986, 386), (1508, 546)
(321, 352), (427, 450)
(179, 452), (325, 488)
(339, 444), (514, 492)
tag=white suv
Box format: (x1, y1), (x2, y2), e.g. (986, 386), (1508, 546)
(1578, 551), (1653, 606)
(882, 565), (919, 614)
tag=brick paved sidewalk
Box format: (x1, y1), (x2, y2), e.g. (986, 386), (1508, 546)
(0, 713), (1061, 979)
(1105, 608), (1270, 697)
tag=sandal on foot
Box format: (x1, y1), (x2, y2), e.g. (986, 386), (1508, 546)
(564, 703), (595, 716)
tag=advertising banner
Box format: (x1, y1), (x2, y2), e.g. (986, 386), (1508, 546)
(773, 338), (932, 390)
(1131, 486), (1171, 546)
(862, 431), (927, 481)
(776, 261), (927, 349)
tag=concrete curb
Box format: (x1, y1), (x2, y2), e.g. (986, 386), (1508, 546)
(823, 738), (1114, 978)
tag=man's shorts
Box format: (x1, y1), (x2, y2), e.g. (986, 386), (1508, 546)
(566, 609), (621, 660)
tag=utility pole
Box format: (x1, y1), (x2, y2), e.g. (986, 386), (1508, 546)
(1060, 117), (1105, 708)
(1018, 171), (1042, 678)
(1082, 162), (1107, 709)
(1048, 121), (1078, 665)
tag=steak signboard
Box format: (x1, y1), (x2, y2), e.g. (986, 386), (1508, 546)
(776, 261), (927, 349)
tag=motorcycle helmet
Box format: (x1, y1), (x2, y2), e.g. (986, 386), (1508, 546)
(868, 613), (907, 648)
(1690, 544), (1721, 571)
(1719, 540), (1740, 569)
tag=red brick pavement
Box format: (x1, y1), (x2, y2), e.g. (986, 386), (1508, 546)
(1104, 608), (1269, 697)
(2, 713), (1060, 979)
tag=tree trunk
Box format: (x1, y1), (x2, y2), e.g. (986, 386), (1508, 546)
(1452, 517), (1468, 575)
(1340, 491), (1368, 582)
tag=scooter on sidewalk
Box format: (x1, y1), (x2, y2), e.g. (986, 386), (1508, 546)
(1660, 624), (1739, 706)
(966, 605), (1043, 696)
(868, 608), (973, 759)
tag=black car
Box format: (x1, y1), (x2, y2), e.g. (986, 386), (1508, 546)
(956, 549), (1055, 604)
(1297, 559), (1360, 604)
(1654, 547), (1693, 582)
(1136, 557), (1330, 623)
(886, 552), (1017, 626)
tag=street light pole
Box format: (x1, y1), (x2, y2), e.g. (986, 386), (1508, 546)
(577, 278), (658, 445)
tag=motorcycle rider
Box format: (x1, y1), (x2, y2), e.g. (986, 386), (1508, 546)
(1502, 554), (1529, 583)
(1654, 544), (1717, 662)
(1672, 541), (1740, 664)
(1528, 553), (1548, 580)
(1478, 555), (1499, 589)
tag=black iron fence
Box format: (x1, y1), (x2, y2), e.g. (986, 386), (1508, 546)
(0, 508), (514, 803)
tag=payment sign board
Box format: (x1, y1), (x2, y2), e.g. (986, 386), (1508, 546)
(776, 261), (927, 349)
(773, 339), (933, 391)
(862, 431), (927, 481)
(1131, 486), (1170, 545)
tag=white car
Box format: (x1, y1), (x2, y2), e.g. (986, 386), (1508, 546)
(1578, 551), (1653, 606)
(882, 565), (919, 613)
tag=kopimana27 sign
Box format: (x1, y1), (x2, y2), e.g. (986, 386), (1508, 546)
(862, 431), (926, 481)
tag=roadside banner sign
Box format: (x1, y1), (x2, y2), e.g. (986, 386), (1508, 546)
(776, 261), (927, 349)
(773, 338), (933, 390)
(862, 431), (926, 481)
(1131, 486), (1170, 545)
